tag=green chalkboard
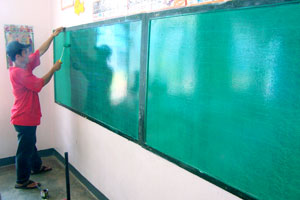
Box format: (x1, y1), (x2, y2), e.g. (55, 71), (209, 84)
(54, 21), (142, 139)
(146, 3), (300, 200)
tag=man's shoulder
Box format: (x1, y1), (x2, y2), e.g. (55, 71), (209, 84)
(29, 50), (40, 58)
(28, 50), (40, 70)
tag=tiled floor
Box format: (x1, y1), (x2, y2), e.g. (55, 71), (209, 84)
(0, 156), (98, 200)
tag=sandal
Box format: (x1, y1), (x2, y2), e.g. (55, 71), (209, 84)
(31, 165), (52, 175)
(15, 180), (41, 189)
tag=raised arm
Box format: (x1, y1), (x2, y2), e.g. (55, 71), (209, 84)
(38, 27), (64, 57)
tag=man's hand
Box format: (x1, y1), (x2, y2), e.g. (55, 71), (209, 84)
(53, 60), (62, 71)
(52, 27), (64, 37)
(42, 60), (62, 86)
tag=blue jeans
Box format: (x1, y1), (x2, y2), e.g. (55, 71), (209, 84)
(14, 125), (42, 184)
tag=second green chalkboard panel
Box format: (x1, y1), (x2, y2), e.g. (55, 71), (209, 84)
(146, 3), (300, 200)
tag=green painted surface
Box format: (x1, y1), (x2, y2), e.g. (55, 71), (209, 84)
(146, 4), (300, 200)
(54, 31), (71, 106)
(54, 22), (142, 139)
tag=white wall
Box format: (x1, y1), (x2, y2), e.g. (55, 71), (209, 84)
(0, 0), (55, 158)
(51, 1), (241, 200)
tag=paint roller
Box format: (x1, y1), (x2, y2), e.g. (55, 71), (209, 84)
(59, 44), (71, 63)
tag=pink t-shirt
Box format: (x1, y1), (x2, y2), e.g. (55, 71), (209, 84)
(9, 50), (44, 126)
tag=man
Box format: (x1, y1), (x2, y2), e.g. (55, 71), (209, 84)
(6, 27), (64, 189)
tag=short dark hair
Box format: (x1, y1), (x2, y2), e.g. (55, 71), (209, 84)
(6, 41), (31, 61)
